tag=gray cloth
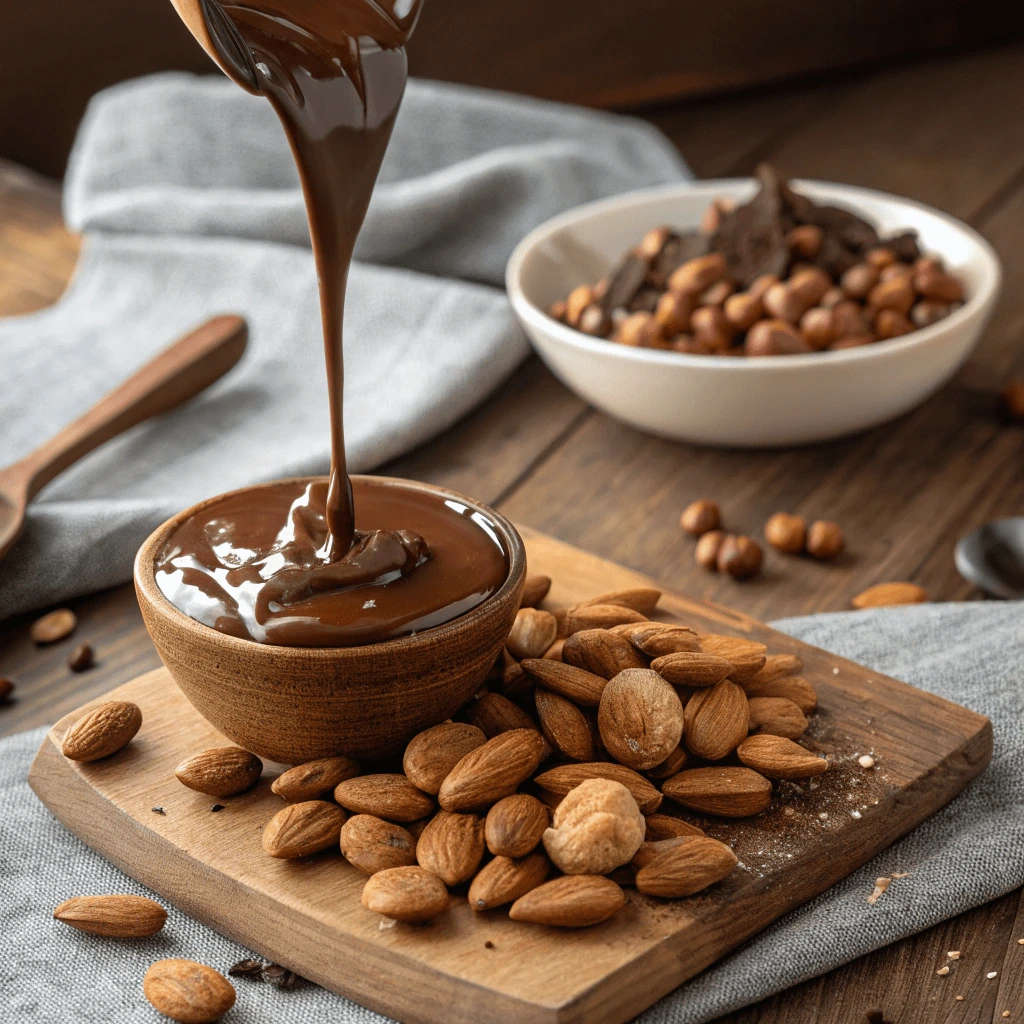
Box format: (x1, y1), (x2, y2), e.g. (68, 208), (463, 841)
(0, 73), (688, 620)
(2, 601), (1021, 1022)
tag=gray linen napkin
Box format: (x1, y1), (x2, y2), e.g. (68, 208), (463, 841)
(0, 73), (688, 620)
(2, 601), (1021, 1022)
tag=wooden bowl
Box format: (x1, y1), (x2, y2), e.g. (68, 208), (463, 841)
(134, 476), (525, 763)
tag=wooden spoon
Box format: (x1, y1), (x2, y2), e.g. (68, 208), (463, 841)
(0, 314), (248, 562)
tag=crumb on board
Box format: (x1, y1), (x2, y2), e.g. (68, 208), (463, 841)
(833, 667), (840, 675)
(955, 995), (964, 1001)
(988, 971), (999, 979)
(858, 754), (876, 769)
(936, 966), (950, 976)
(891, 872), (911, 879)
(1002, 1012), (1010, 1019)
(947, 951), (961, 960)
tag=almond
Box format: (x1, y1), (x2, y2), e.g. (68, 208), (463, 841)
(632, 625), (702, 657)
(543, 638), (565, 661)
(271, 756), (360, 802)
(662, 767), (772, 817)
(175, 747), (262, 797)
(143, 959), (235, 1024)
(485, 793), (549, 857)
(416, 810), (486, 885)
(698, 635), (767, 680)
(534, 688), (593, 761)
(262, 800), (345, 859)
(509, 875), (624, 927)
(644, 744), (687, 780)
(520, 574), (552, 608)
(852, 582), (928, 609)
(562, 629), (648, 678)
(736, 735), (828, 779)
(643, 814), (705, 841)
(520, 659), (607, 707)
(650, 651), (732, 687)
(469, 692), (543, 740)
(61, 701), (142, 762)
(684, 680), (749, 760)
(578, 587), (662, 614)
(506, 608), (558, 659)
(402, 722), (487, 795)
(501, 649), (531, 700)
(747, 653), (804, 685)
(340, 815), (417, 874)
(746, 697), (808, 739)
(611, 621), (671, 643)
(361, 866), (449, 923)
(468, 851), (550, 910)
(54, 895), (166, 937)
(334, 774), (435, 822)
(743, 674), (817, 713)
(30, 608), (77, 644)
(564, 604), (647, 634)
(438, 729), (548, 812)
(631, 836), (697, 870)
(598, 669), (684, 770)
(534, 762), (663, 814)
(635, 836), (738, 897)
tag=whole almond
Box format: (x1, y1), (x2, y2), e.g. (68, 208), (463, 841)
(684, 680), (749, 760)
(746, 697), (808, 739)
(54, 894), (166, 937)
(262, 800), (345, 859)
(695, 530), (726, 570)
(416, 810), (486, 885)
(30, 608), (77, 644)
(747, 654), (804, 685)
(402, 722), (487, 794)
(631, 836), (697, 870)
(485, 793), (549, 857)
(438, 729), (548, 812)
(506, 608), (558, 659)
(509, 875), (624, 928)
(579, 587), (662, 614)
(520, 659), (607, 707)
(564, 604), (647, 634)
(562, 629), (648, 679)
(334, 774), (435, 822)
(644, 744), (687, 780)
(631, 625), (702, 657)
(663, 767), (772, 817)
(501, 649), (530, 700)
(469, 692), (543, 740)
(340, 814), (417, 874)
(361, 866), (449, 923)
(468, 851), (550, 910)
(852, 582), (928, 609)
(743, 674), (817, 713)
(736, 735), (828, 779)
(520, 574), (552, 608)
(534, 762), (663, 814)
(543, 638), (565, 661)
(143, 959), (235, 1024)
(698, 635), (767, 680)
(644, 814), (705, 841)
(535, 688), (594, 761)
(61, 701), (142, 762)
(611, 621), (672, 643)
(271, 756), (360, 802)
(635, 836), (738, 897)
(598, 668), (684, 770)
(650, 651), (732, 687)
(175, 747), (262, 797)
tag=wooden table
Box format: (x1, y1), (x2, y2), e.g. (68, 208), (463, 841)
(3, 41), (1024, 1024)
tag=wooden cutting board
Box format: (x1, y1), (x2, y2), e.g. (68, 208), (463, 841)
(28, 526), (992, 1024)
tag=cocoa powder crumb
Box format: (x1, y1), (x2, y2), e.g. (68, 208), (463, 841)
(151, 806), (165, 815)
(484, 940), (495, 949)
(211, 804), (225, 812)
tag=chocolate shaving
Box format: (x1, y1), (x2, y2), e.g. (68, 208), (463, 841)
(228, 959), (266, 980)
(210, 804), (225, 812)
(151, 806), (165, 815)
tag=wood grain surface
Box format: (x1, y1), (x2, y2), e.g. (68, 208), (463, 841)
(29, 529), (991, 1024)
(4, 39), (1024, 1023)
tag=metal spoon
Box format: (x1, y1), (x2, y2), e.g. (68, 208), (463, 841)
(0, 315), (247, 562)
(955, 518), (1024, 599)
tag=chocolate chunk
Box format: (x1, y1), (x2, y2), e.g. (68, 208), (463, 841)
(881, 230), (920, 263)
(68, 642), (95, 673)
(648, 232), (709, 289)
(599, 252), (650, 314)
(211, 804), (225, 812)
(262, 964), (299, 989)
(628, 288), (662, 314)
(151, 806), (165, 815)
(712, 167), (790, 288)
(228, 959), (266, 980)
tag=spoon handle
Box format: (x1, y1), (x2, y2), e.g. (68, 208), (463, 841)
(16, 315), (248, 501)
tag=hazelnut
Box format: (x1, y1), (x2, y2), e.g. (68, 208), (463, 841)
(695, 530), (726, 569)
(745, 319), (811, 357)
(819, 286), (846, 309)
(748, 274), (781, 301)
(832, 300), (869, 337)
(829, 333), (876, 350)
(691, 305), (734, 352)
(638, 226), (672, 260)
(670, 335), (711, 355)
(614, 311), (661, 348)
(787, 224), (823, 259)
(874, 308), (913, 340)
(542, 778), (645, 875)
(566, 285), (594, 327)
(762, 282), (809, 323)
(723, 291), (764, 331)
(700, 279), (736, 307)
(654, 290), (695, 336)
(680, 499), (721, 536)
(668, 253), (727, 295)
(716, 535), (763, 579)
(879, 261), (912, 282)
(578, 305), (611, 337)
(806, 520), (845, 560)
(865, 247), (897, 269)
(549, 299), (568, 322)
(914, 256), (944, 276)
(1001, 379), (1024, 420)
(788, 267), (831, 308)
(799, 307), (834, 350)
(914, 267), (964, 303)
(839, 263), (880, 300)
(867, 276), (914, 315)
(910, 299), (951, 328)
(764, 512), (807, 554)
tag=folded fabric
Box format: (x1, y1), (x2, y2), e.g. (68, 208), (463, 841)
(2, 601), (1021, 1022)
(0, 73), (688, 620)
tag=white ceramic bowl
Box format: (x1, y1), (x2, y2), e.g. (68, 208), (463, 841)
(506, 179), (1002, 447)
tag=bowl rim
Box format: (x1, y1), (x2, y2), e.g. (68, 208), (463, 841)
(134, 474), (526, 659)
(506, 176), (1003, 372)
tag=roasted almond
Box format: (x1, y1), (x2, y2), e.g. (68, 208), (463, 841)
(535, 688), (594, 761)
(743, 674), (817, 713)
(485, 793), (549, 857)
(506, 608), (559, 659)
(520, 574), (552, 608)
(650, 651), (732, 687)
(61, 701), (142, 762)
(271, 756), (360, 802)
(143, 959), (236, 1024)
(662, 767), (772, 817)
(747, 653), (804, 686)
(468, 851), (550, 910)
(643, 814), (705, 841)
(501, 649), (531, 700)
(30, 608), (77, 644)
(736, 735), (828, 779)
(684, 680), (749, 761)
(469, 692), (543, 741)
(361, 866), (449, 923)
(534, 762), (663, 815)
(644, 744), (687, 780)
(438, 729), (548, 812)
(340, 814), (417, 874)
(334, 774), (435, 822)
(611, 621), (672, 643)
(415, 810), (486, 885)
(520, 659), (607, 707)
(635, 836), (738, 897)
(632, 625), (702, 657)
(509, 875), (624, 927)
(402, 722), (487, 795)
(852, 582), (928, 608)
(175, 747), (262, 797)
(564, 604), (647, 634)
(543, 638), (565, 661)
(578, 587), (662, 614)
(698, 635), (767, 680)
(562, 628), (648, 678)
(262, 800), (345, 859)
(631, 836), (696, 871)
(54, 895), (166, 937)
(598, 668), (684, 770)
(746, 697), (808, 739)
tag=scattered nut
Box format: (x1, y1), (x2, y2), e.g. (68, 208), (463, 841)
(1001, 378), (1024, 420)
(680, 499), (721, 536)
(806, 520), (845, 560)
(30, 608), (77, 644)
(695, 530), (726, 570)
(68, 642), (95, 672)
(716, 535), (763, 579)
(764, 513), (807, 554)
